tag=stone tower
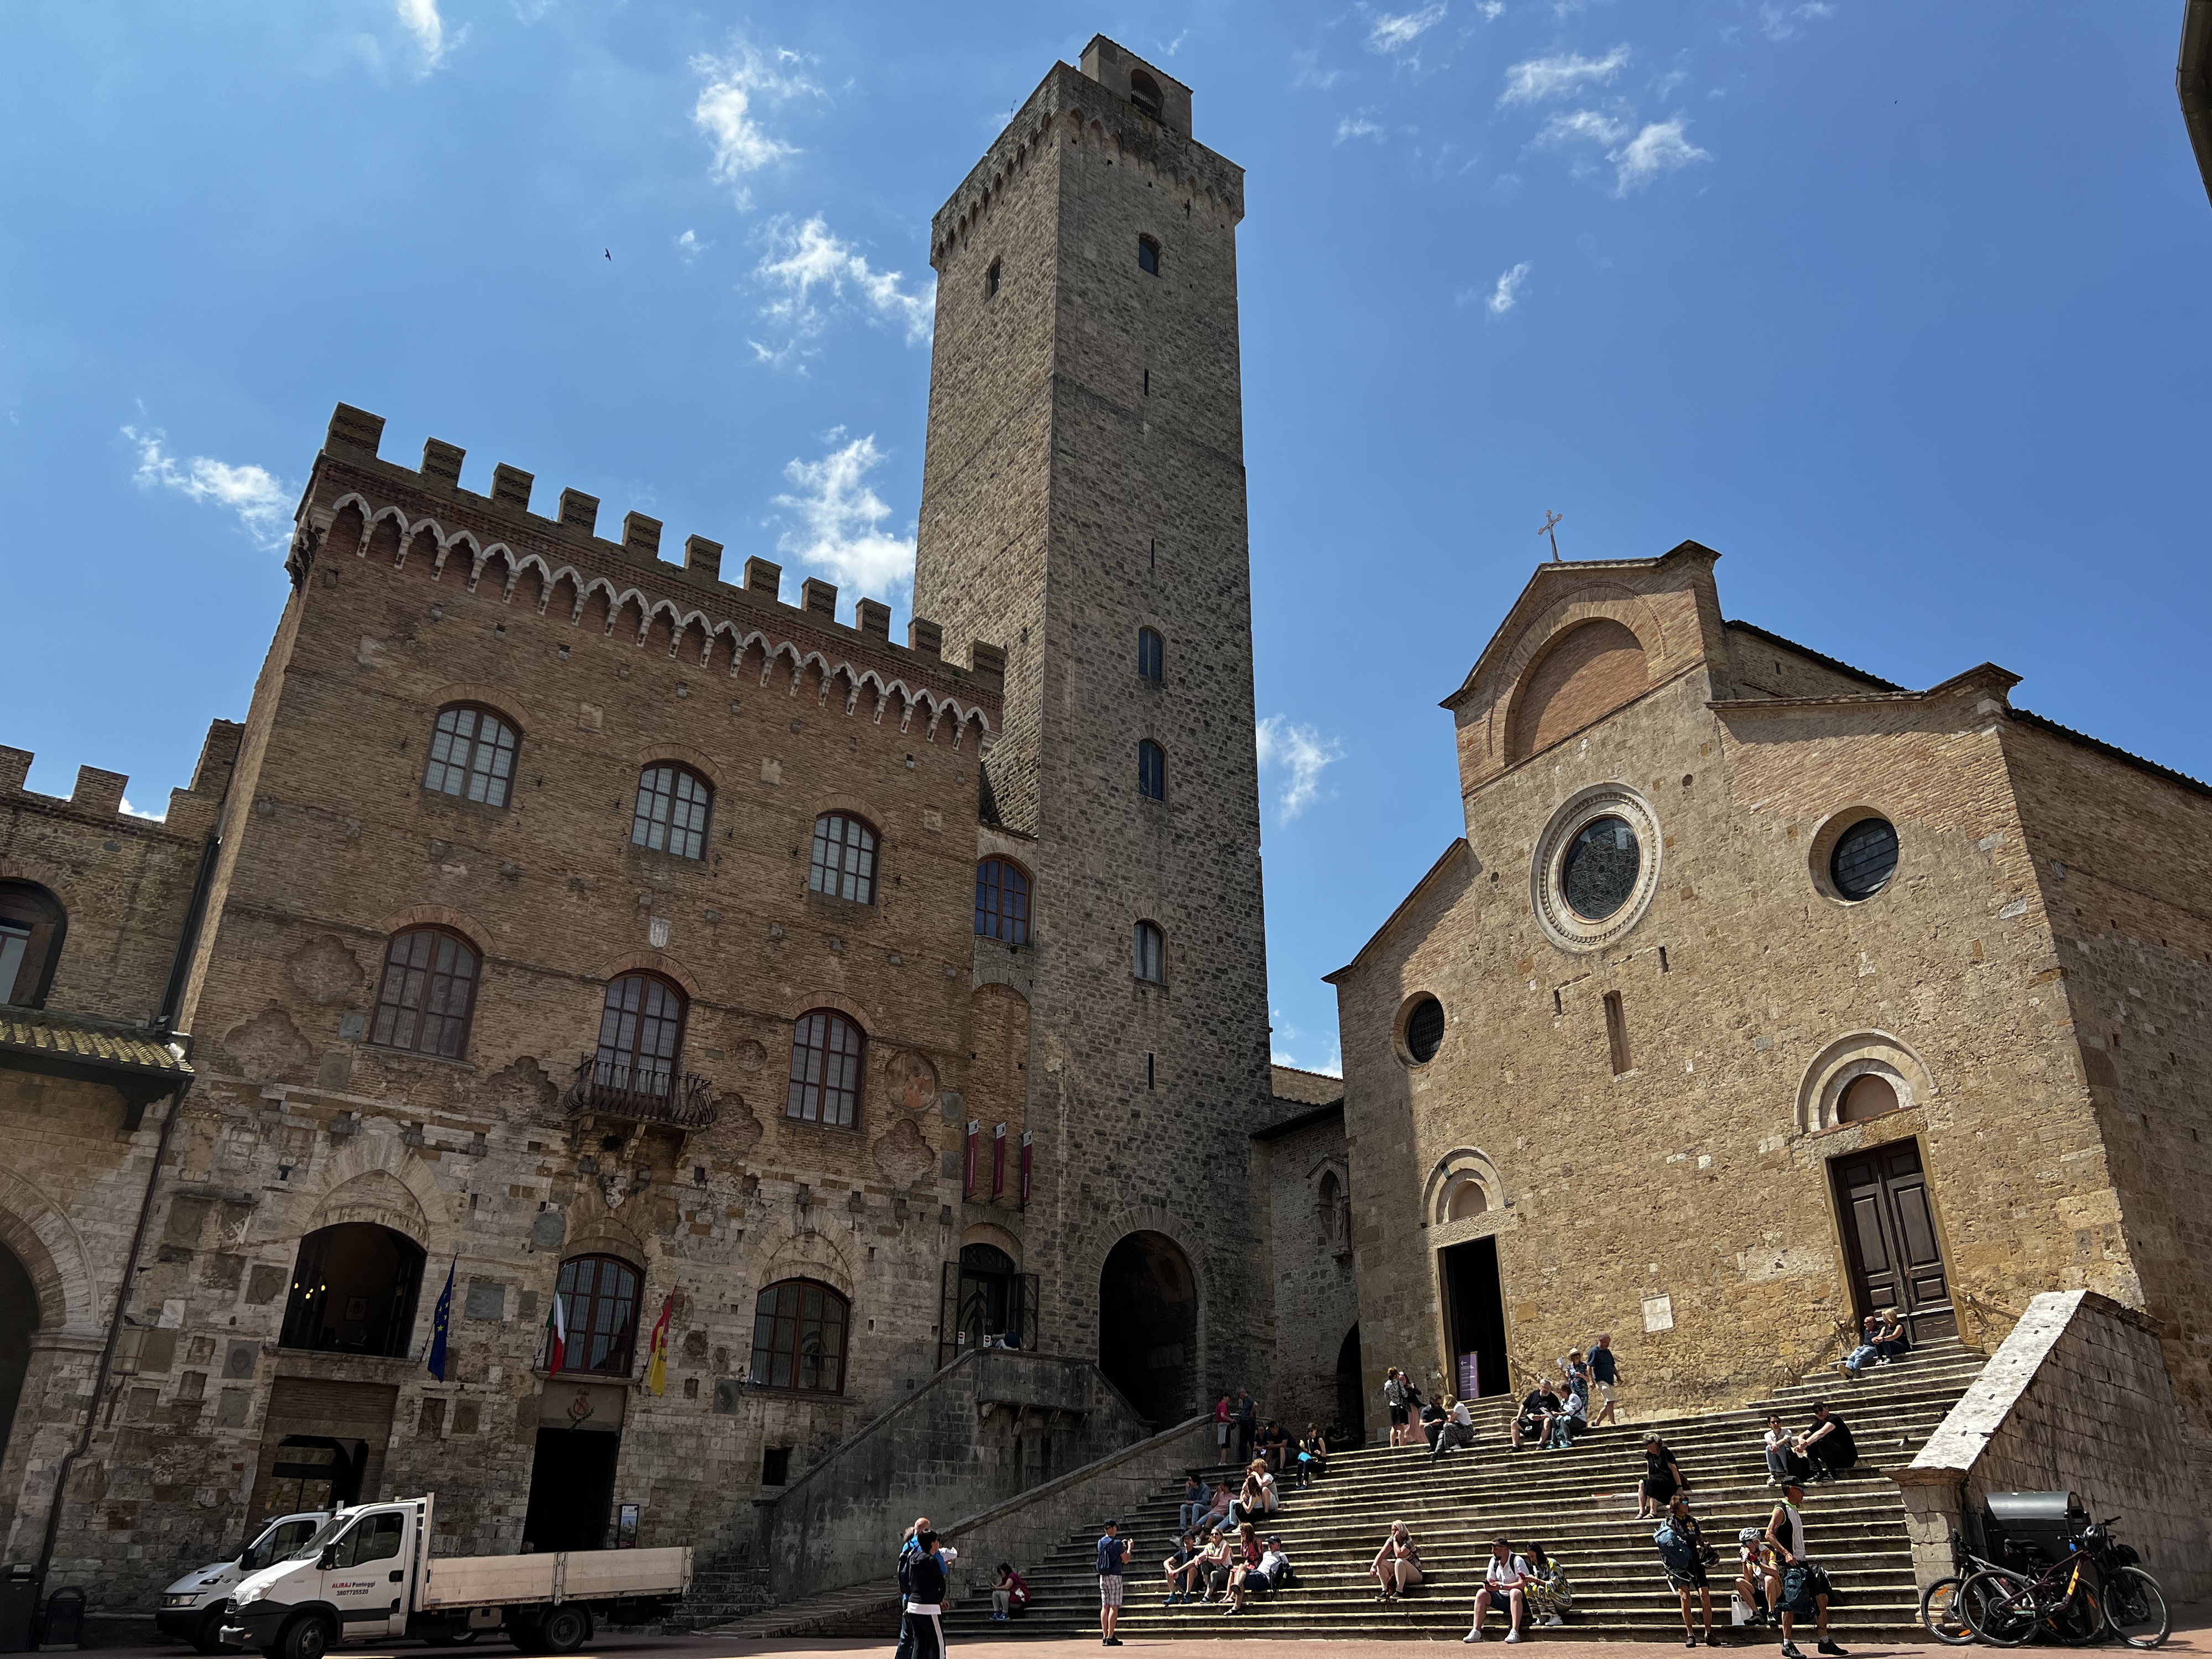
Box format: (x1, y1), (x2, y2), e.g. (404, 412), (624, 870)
(912, 37), (1275, 1421)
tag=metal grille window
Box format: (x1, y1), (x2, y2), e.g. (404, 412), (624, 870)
(1404, 995), (1445, 1064)
(808, 813), (878, 903)
(1138, 235), (1161, 276)
(974, 858), (1031, 944)
(594, 973), (686, 1097)
(750, 1279), (848, 1394)
(421, 705), (518, 807)
(369, 929), (479, 1058)
(1561, 815), (1640, 920)
(632, 764), (712, 859)
(1138, 740), (1166, 801)
(555, 1254), (641, 1375)
(1830, 816), (1900, 901)
(1138, 627), (1164, 683)
(1134, 920), (1165, 984)
(786, 1009), (864, 1128)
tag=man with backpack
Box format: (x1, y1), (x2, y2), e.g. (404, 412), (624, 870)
(1654, 1493), (1718, 1647)
(1096, 1517), (1130, 1646)
(1765, 1480), (1848, 1659)
(898, 1528), (956, 1659)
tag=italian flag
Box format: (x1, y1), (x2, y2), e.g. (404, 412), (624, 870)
(544, 1291), (567, 1376)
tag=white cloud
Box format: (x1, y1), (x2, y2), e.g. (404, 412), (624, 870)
(1500, 45), (1629, 105)
(749, 215), (935, 365)
(1369, 2), (1447, 54)
(1610, 116), (1710, 192)
(1486, 260), (1532, 314)
(120, 796), (166, 821)
(1533, 108), (1631, 148)
(1477, 0), (1505, 16)
(1334, 114), (1386, 144)
(124, 426), (291, 551)
(1760, 1), (1834, 40)
(394, 0), (462, 72)
(690, 40), (818, 207)
(1256, 715), (1344, 820)
(1290, 51), (1343, 90)
(773, 432), (915, 602)
(674, 229), (708, 261)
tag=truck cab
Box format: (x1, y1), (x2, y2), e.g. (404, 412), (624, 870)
(157, 1513), (330, 1653)
(222, 1496), (689, 1659)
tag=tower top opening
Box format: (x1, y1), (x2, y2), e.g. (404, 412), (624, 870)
(1079, 34), (1193, 133)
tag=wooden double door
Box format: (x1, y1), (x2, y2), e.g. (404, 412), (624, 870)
(1830, 1139), (1956, 1340)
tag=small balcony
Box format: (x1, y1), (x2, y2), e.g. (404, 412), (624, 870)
(564, 1055), (718, 1130)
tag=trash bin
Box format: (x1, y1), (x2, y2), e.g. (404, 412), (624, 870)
(38, 1587), (84, 1650)
(0, 1567), (36, 1654)
(1982, 1491), (2088, 1569)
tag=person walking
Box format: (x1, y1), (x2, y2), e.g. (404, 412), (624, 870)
(1095, 1518), (1129, 1646)
(1464, 1536), (1530, 1642)
(1766, 1480), (1848, 1659)
(1385, 1367), (1413, 1446)
(1589, 1333), (1623, 1426)
(1655, 1494), (1717, 1647)
(1214, 1392), (1233, 1454)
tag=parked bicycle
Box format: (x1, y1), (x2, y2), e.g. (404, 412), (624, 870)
(1959, 1514), (2167, 1650)
(1918, 1530), (2005, 1646)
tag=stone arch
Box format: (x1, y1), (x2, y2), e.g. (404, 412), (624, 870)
(1423, 1146), (1505, 1225)
(960, 1220), (1021, 1262)
(0, 1166), (98, 1334)
(299, 1133), (448, 1246)
(561, 1210), (652, 1271)
(315, 1166), (433, 1244)
(1504, 617), (1651, 763)
(427, 684), (535, 735)
(629, 741), (723, 789)
(1796, 1031), (1935, 1134)
(378, 904), (495, 958)
(589, 951), (705, 1003)
(1486, 585), (1676, 759)
(1094, 1223), (1201, 1426)
(756, 1227), (857, 1301)
(1308, 1156), (1352, 1248)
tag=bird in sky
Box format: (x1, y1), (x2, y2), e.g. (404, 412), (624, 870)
(604, 248), (612, 260)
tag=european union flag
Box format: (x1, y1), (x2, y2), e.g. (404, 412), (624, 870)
(426, 1254), (456, 1380)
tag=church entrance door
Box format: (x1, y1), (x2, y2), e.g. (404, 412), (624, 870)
(1334, 1325), (1365, 1442)
(1438, 1237), (1509, 1399)
(1830, 1139), (1955, 1340)
(1097, 1232), (1197, 1427)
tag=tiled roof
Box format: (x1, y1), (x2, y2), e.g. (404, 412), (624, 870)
(0, 1006), (194, 1079)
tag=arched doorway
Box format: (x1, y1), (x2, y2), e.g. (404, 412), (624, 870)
(1334, 1324), (1365, 1444)
(956, 1244), (1016, 1352)
(0, 1240), (36, 1472)
(1097, 1232), (1197, 1426)
(279, 1223), (426, 1357)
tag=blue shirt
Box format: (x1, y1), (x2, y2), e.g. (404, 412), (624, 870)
(1589, 1347), (1618, 1384)
(1097, 1536), (1126, 1575)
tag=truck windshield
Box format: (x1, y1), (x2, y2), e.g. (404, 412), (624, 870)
(287, 1514), (354, 1562)
(242, 1518), (322, 1573)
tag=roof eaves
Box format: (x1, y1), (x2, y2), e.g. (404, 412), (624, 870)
(1724, 619), (1906, 693)
(2010, 708), (2212, 803)
(1325, 838), (1469, 984)
(1253, 1099), (1344, 1141)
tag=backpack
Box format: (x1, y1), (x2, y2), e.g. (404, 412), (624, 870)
(1653, 1521), (1699, 1577)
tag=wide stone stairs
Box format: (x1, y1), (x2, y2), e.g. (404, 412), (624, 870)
(946, 1339), (1985, 1642)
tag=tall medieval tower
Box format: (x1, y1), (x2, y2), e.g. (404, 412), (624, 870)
(913, 38), (1276, 1421)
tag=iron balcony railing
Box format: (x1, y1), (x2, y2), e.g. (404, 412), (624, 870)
(564, 1054), (719, 1129)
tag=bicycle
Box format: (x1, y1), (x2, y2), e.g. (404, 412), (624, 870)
(1917, 1530), (2006, 1647)
(2077, 1517), (2169, 1650)
(1960, 1514), (2167, 1650)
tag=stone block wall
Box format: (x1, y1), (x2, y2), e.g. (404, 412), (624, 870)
(1252, 1081), (1358, 1440)
(1897, 1289), (2209, 1600)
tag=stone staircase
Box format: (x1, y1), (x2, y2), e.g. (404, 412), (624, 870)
(945, 1338), (1986, 1642)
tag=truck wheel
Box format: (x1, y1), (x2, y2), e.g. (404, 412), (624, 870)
(275, 1613), (335, 1659)
(192, 1611), (243, 1655)
(539, 1607), (592, 1654)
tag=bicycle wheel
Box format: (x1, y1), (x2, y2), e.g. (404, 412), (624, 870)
(2051, 1582), (2103, 1646)
(2103, 1566), (2170, 1649)
(1919, 1577), (1974, 1646)
(1959, 1568), (2037, 1647)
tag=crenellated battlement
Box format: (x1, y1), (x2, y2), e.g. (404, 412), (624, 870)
(298, 404), (1000, 747)
(0, 718), (241, 841)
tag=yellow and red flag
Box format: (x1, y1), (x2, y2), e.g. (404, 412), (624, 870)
(645, 1292), (674, 1396)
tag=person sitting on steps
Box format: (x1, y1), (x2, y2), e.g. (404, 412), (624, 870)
(1734, 1528), (1777, 1628)
(1464, 1535), (1531, 1644)
(1873, 1309), (1910, 1364)
(1161, 1533), (1202, 1606)
(1549, 1381), (1588, 1449)
(1837, 1314), (1884, 1379)
(1297, 1422), (1329, 1486)
(1796, 1400), (1856, 1484)
(1431, 1394), (1475, 1459)
(1193, 1531), (1233, 1604)
(1764, 1411), (1812, 1487)
(1637, 1431), (1688, 1520)
(1370, 1521), (1425, 1602)
(1522, 1542), (1571, 1627)
(1223, 1523), (1263, 1614)
(1178, 1470), (1208, 1532)
(1510, 1382), (1549, 1451)
(991, 1562), (1029, 1622)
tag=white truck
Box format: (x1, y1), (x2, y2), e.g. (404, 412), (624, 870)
(218, 1496), (690, 1659)
(158, 1512), (331, 1653)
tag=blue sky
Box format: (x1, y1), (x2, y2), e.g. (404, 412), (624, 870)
(2, 2), (2206, 1076)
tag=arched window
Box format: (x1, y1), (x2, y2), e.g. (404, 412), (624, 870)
(787, 1009), (864, 1128)
(1138, 235), (1161, 277)
(1133, 920), (1165, 984)
(1446, 1179), (1488, 1220)
(594, 973), (686, 1098)
(810, 812), (878, 904)
(985, 258), (1002, 299)
(554, 1254), (641, 1375)
(279, 1223), (426, 1357)
(1138, 627), (1164, 684)
(749, 1279), (849, 1394)
(0, 881), (67, 1009)
(422, 705), (518, 808)
(974, 857), (1031, 945)
(632, 764), (712, 859)
(1138, 740), (1166, 801)
(1317, 1171), (1344, 1245)
(1129, 69), (1164, 118)
(369, 928), (479, 1058)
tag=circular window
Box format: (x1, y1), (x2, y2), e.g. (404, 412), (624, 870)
(1531, 785), (1662, 953)
(1829, 817), (1899, 901)
(1561, 816), (1641, 920)
(1402, 995), (1446, 1065)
